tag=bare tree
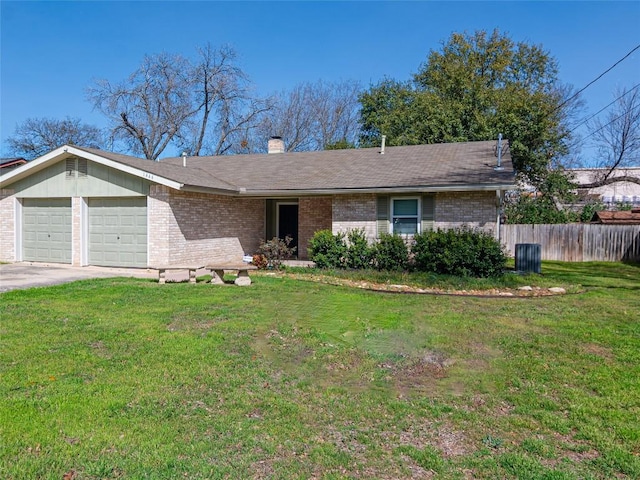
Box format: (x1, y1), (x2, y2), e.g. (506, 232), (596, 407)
(310, 79), (362, 149)
(6, 117), (104, 160)
(579, 86), (640, 188)
(88, 52), (195, 160)
(180, 44), (272, 156)
(256, 83), (316, 152)
(88, 45), (269, 160)
(253, 80), (362, 152)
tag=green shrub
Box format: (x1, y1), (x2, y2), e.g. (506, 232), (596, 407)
(308, 230), (347, 269)
(372, 233), (409, 271)
(579, 201), (605, 223)
(257, 236), (296, 270)
(412, 227), (506, 277)
(346, 228), (373, 269)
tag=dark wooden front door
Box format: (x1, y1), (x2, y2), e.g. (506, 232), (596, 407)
(278, 203), (299, 255)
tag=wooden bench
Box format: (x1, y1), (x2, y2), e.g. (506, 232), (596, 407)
(154, 266), (205, 284)
(206, 264), (257, 286)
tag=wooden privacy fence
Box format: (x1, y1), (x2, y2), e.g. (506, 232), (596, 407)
(501, 224), (640, 262)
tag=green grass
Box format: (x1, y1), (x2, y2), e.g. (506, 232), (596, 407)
(1, 262), (639, 479)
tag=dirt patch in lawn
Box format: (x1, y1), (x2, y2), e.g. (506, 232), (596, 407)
(381, 353), (452, 397)
(581, 343), (614, 362)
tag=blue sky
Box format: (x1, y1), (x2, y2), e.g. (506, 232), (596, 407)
(1, 1), (639, 163)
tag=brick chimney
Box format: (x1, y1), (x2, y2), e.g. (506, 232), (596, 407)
(268, 136), (285, 154)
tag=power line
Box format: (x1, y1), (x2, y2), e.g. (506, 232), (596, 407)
(575, 102), (640, 145)
(557, 43), (640, 112)
(569, 82), (640, 134)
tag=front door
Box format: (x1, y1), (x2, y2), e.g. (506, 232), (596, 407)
(278, 203), (299, 255)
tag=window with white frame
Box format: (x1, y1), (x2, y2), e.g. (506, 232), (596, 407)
(391, 198), (419, 234)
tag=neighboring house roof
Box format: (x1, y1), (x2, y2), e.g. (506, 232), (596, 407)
(0, 157), (27, 167)
(0, 157), (27, 175)
(591, 209), (640, 225)
(0, 141), (516, 196)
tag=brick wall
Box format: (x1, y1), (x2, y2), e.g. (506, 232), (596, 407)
(0, 186), (500, 267)
(0, 189), (15, 262)
(148, 186), (265, 265)
(298, 197), (332, 259)
(332, 194), (378, 243)
(148, 186), (171, 266)
(435, 191), (497, 234)
(331, 191), (498, 242)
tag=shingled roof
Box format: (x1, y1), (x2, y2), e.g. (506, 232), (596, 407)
(1, 141), (516, 196)
(592, 209), (640, 225)
(157, 140), (514, 194)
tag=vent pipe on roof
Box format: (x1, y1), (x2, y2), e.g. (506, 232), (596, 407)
(182, 151), (187, 168)
(268, 136), (285, 154)
(494, 133), (504, 171)
(380, 135), (386, 155)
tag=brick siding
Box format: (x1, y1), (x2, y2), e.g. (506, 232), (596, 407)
(331, 191), (498, 243)
(298, 197), (332, 259)
(148, 186), (265, 266)
(0, 189), (15, 262)
(435, 191), (497, 234)
(1, 185), (499, 267)
(332, 194), (378, 243)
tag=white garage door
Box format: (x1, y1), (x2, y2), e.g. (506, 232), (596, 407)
(89, 198), (147, 267)
(22, 198), (72, 263)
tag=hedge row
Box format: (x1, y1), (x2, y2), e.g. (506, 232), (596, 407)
(308, 227), (507, 278)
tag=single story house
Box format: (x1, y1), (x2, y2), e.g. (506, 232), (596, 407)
(0, 139), (515, 268)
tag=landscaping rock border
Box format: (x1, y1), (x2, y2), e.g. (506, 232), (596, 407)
(262, 272), (571, 297)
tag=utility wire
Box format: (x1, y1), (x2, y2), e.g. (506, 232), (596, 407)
(556, 43), (640, 112)
(570, 103), (640, 148)
(569, 82), (640, 134)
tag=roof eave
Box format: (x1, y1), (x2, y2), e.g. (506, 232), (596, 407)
(180, 185), (241, 195)
(0, 145), (184, 191)
(230, 183), (517, 197)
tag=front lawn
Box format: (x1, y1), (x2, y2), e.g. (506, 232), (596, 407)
(1, 262), (638, 479)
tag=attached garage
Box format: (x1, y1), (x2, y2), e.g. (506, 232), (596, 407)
(22, 198), (72, 263)
(88, 197), (147, 267)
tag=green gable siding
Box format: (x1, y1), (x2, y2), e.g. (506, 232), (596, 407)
(11, 159), (150, 198)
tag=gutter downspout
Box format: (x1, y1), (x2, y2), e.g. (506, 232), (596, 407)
(496, 189), (502, 242)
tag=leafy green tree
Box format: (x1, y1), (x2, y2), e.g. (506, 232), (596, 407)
(325, 138), (356, 150)
(503, 195), (577, 224)
(359, 30), (579, 195)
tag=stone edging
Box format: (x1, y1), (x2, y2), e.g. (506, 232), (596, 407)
(258, 272), (570, 297)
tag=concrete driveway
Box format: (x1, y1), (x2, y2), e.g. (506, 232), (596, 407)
(0, 262), (157, 293)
